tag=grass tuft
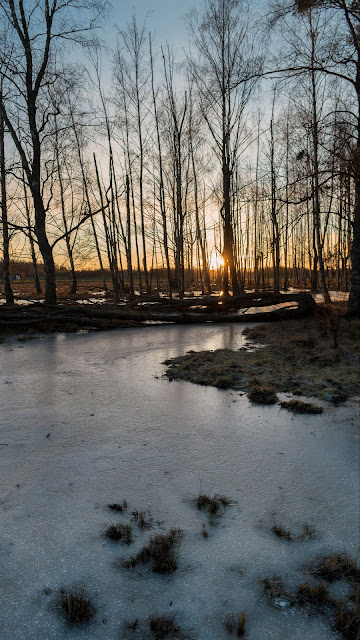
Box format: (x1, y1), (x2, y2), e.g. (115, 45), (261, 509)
(215, 375), (234, 389)
(313, 553), (360, 583)
(333, 587), (360, 640)
(195, 492), (231, 524)
(237, 611), (247, 637)
(272, 524), (292, 540)
(149, 613), (180, 639)
(108, 503), (123, 512)
(138, 510), (152, 529)
(298, 523), (316, 541)
(248, 385), (277, 405)
(280, 399), (323, 414)
(60, 587), (96, 624)
(124, 529), (182, 574)
(196, 494), (211, 509)
(297, 580), (330, 606)
(105, 523), (132, 544)
(225, 612), (234, 633)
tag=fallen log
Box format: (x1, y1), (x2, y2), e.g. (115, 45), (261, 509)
(0, 293), (316, 335)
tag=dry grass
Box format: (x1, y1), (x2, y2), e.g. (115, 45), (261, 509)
(196, 494), (211, 509)
(280, 399), (323, 414)
(224, 611), (246, 637)
(298, 523), (316, 541)
(196, 493), (230, 512)
(195, 492), (230, 525)
(237, 611), (246, 637)
(261, 576), (296, 608)
(272, 524), (292, 540)
(313, 554), (360, 583)
(248, 384), (277, 404)
(149, 613), (181, 639)
(127, 617), (139, 632)
(272, 522), (316, 542)
(297, 580), (330, 607)
(262, 557), (360, 638)
(225, 612), (235, 633)
(334, 587), (360, 640)
(131, 508), (153, 529)
(105, 523), (132, 544)
(124, 528), (183, 574)
(60, 587), (96, 624)
(108, 503), (123, 512)
(164, 311), (360, 403)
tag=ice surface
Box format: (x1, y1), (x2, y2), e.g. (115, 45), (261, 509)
(0, 324), (358, 639)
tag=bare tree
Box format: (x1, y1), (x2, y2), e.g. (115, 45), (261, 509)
(188, 0), (261, 296)
(0, 0), (106, 304)
(271, 0), (360, 312)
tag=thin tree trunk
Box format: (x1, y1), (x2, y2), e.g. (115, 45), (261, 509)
(54, 121), (77, 294)
(0, 97), (14, 304)
(23, 175), (42, 294)
(150, 36), (172, 298)
(309, 12), (331, 303)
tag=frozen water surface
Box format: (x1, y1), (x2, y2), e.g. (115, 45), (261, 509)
(0, 324), (358, 639)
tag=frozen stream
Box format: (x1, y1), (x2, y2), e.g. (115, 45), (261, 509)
(0, 324), (359, 640)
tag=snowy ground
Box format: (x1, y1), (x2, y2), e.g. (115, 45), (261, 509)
(0, 324), (358, 639)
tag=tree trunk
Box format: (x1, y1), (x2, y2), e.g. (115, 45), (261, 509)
(348, 68), (360, 314)
(0, 102), (14, 304)
(309, 12), (330, 304)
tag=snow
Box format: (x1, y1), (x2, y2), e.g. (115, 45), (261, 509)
(0, 324), (358, 639)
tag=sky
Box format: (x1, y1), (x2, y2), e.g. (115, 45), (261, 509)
(108, 0), (198, 50)
(107, 0), (266, 50)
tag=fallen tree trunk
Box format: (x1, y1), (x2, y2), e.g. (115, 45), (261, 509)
(0, 293), (316, 335)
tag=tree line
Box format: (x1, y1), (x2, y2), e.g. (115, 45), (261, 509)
(0, 0), (359, 314)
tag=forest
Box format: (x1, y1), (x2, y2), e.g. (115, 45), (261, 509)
(0, 0), (359, 317)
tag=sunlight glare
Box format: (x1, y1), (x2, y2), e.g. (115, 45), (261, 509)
(209, 250), (224, 270)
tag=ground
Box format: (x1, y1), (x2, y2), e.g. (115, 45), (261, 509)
(164, 309), (360, 407)
(0, 322), (358, 640)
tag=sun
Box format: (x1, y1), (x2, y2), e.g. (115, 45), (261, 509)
(209, 250), (224, 270)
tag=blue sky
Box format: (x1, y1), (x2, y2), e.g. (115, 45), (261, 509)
(108, 0), (266, 49)
(109, 0), (196, 49)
